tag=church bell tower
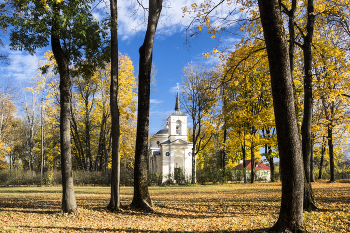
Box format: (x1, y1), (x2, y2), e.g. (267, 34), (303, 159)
(167, 84), (188, 142)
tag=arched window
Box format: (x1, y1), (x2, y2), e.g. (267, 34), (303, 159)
(176, 120), (181, 135)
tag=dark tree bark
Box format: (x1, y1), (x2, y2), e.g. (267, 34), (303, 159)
(242, 139), (246, 183)
(84, 99), (92, 171)
(264, 129), (275, 182)
(71, 107), (85, 170)
(269, 149), (275, 182)
(192, 124), (197, 184)
(222, 84), (227, 177)
(97, 122), (104, 171)
(258, 0), (304, 231)
(52, 3), (77, 213)
(105, 124), (111, 176)
(310, 136), (315, 182)
(107, 0), (121, 211)
(302, 0), (318, 212)
(328, 122), (335, 182)
(130, 0), (163, 212)
(318, 137), (325, 179)
(250, 137), (255, 184)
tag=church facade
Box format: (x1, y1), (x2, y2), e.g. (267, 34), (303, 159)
(149, 89), (193, 183)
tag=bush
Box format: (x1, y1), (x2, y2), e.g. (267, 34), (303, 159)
(120, 168), (133, 186)
(0, 169), (110, 186)
(0, 169), (40, 186)
(73, 170), (109, 186)
(148, 171), (162, 186)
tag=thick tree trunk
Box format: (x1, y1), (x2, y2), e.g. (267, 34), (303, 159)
(107, 0), (121, 211)
(258, 0), (304, 231)
(52, 4), (77, 213)
(131, 0), (163, 212)
(302, 0), (317, 212)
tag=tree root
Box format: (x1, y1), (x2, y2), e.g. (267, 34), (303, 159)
(130, 200), (154, 213)
(270, 220), (306, 233)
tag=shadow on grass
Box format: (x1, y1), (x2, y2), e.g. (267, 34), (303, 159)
(0, 188), (111, 195)
(13, 225), (271, 232)
(0, 208), (59, 214)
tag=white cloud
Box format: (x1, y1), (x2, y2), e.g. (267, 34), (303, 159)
(150, 98), (164, 104)
(92, 12), (102, 21)
(1, 50), (43, 81)
(90, 0), (240, 42)
(116, 0), (239, 40)
(150, 110), (163, 116)
(169, 85), (177, 93)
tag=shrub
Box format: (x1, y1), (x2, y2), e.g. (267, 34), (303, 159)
(148, 171), (162, 186)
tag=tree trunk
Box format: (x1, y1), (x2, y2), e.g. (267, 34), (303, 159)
(258, 0), (304, 231)
(222, 127), (227, 176)
(85, 113), (92, 171)
(29, 123), (34, 171)
(269, 148), (275, 182)
(302, 0), (317, 212)
(52, 3), (77, 213)
(328, 123), (335, 182)
(310, 136), (315, 182)
(97, 122), (104, 171)
(242, 140), (246, 183)
(105, 121), (111, 176)
(70, 109), (85, 170)
(41, 93), (44, 186)
(191, 120), (196, 184)
(107, 0), (121, 211)
(318, 137), (325, 179)
(131, 0), (163, 212)
(250, 138), (255, 184)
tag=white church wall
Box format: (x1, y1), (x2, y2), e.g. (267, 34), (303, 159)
(184, 148), (192, 179)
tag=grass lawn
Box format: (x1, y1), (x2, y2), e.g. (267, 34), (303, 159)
(0, 181), (349, 232)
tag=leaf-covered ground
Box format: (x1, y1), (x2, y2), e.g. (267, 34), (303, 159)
(0, 181), (349, 232)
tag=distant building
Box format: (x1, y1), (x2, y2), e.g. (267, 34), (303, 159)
(235, 160), (271, 181)
(149, 87), (193, 183)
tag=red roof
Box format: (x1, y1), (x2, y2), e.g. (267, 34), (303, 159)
(235, 160), (270, 170)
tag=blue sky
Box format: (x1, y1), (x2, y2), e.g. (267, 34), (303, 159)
(0, 0), (240, 134)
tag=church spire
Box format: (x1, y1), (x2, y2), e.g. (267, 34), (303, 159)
(171, 83), (185, 116)
(175, 82), (180, 111)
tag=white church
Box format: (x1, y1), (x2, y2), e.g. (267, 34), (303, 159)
(149, 87), (193, 183)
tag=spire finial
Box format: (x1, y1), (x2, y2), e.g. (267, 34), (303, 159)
(175, 83), (180, 111)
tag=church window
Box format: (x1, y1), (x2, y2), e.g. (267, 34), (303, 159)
(176, 120), (182, 135)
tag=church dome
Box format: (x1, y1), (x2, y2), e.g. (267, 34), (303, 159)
(156, 128), (168, 134)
